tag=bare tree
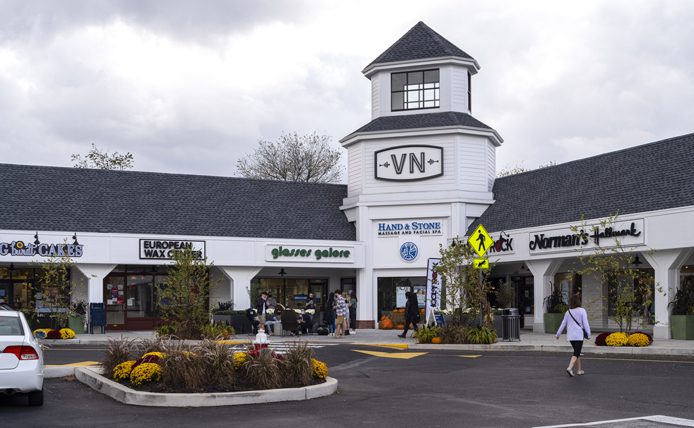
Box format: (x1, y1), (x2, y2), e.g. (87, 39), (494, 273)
(236, 132), (343, 183)
(71, 144), (134, 170)
(497, 160), (556, 177)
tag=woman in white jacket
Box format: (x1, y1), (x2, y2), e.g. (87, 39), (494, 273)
(556, 294), (591, 377)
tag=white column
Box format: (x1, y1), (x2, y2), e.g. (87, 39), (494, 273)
(526, 258), (564, 333)
(218, 266), (262, 311)
(356, 205), (375, 328)
(643, 248), (693, 340)
(75, 264), (117, 304)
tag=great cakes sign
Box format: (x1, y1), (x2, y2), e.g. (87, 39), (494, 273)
(528, 219), (644, 254)
(375, 145), (443, 181)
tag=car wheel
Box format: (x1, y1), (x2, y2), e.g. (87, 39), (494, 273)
(28, 389), (44, 406)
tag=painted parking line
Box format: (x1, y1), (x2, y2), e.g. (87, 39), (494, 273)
(360, 344), (409, 350)
(582, 357), (694, 364)
(458, 355), (482, 358)
(352, 350), (427, 359)
(535, 415), (694, 427)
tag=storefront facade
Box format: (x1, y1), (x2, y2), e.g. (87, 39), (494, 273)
(2, 21), (694, 337)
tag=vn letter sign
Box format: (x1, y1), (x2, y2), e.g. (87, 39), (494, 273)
(375, 145), (443, 181)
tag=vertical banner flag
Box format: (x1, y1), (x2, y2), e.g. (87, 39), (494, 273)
(425, 258), (442, 324)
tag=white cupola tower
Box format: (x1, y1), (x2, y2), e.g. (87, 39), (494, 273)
(342, 22), (504, 329)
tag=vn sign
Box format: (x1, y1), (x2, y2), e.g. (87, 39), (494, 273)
(375, 145), (443, 181)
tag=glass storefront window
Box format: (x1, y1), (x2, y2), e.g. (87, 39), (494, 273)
(105, 276), (125, 325)
(253, 278), (329, 311)
(377, 277), (427, 320)
(127, 275), (154, 318)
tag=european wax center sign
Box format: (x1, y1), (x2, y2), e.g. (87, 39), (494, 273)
(375, 145), (443, 181)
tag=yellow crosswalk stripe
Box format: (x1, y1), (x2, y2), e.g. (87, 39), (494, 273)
(459, 355), (482, 358)
(353, 350), (427, 359)
(45, 361), (101, 367)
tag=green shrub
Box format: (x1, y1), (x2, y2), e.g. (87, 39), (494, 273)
(412, 326), (440, 343)
(467, 326), (498, 344)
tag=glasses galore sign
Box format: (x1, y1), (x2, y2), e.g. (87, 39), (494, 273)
(265, 245), (354, 263)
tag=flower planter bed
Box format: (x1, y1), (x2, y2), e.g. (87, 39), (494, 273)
(76, 367), (337, 407)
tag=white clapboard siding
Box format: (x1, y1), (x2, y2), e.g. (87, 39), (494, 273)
(451, 67), (468, 113)
(348, 143), (363, 196)
(371, 77), (380, 120)
(487, 140), (496, 191)
(458, 135), (490, 193)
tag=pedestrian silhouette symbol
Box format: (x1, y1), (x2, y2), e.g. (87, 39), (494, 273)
(477, 231), (487, 252)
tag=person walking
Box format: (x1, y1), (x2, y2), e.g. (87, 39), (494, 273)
(255, 292), (268, 334)
(323, 292), (335, 336)
(349, 291), (358, 335)
(556, 294), (591, 377)
(398, 292), (420, 338)
(334, 289), (348, 338)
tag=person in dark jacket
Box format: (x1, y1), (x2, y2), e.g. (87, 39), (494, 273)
(255, 292), (268, 331)
(399, 292), (420, 338)
(323, 292), (335, 336)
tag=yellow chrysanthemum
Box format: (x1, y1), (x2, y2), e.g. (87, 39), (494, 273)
(113, 360), (136, 381)
(233, 352), (248, 371)
(59, 328), (76, 339)
(605, 332), (629, 346)
(142, 352), (166, 359)
(130, 362), (162, 385)
(627, 333), (650, 347)
(312, 358), (328, 379)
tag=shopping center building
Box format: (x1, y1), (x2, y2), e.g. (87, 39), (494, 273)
(1, 22), (693, 339)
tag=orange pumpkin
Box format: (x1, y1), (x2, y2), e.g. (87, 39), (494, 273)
(420, 308), (425, 313)
(380, 318), (394, 329)
(431, 337), (442, 344)
(397, 324), (405, 329)
(399, 309), (405, 313)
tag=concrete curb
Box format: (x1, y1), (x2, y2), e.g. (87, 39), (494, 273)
(74, 367), (338, 407)
(45, 366), (86, 378)
(406, 342), (694, 356)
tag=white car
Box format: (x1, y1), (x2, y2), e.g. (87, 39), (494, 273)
(0, 305), (44, 406)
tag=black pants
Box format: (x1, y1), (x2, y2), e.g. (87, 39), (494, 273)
(401, 318), (419, 336)
(570, 340), (583, 357)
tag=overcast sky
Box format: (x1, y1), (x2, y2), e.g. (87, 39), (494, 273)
(1, 0), (693, 180)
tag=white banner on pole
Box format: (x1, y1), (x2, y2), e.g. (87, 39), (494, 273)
(425, 258), (442, 324)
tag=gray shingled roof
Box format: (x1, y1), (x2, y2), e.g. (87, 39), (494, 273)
(348, 112), (492, 137)
(0, 164), (356, 241)
(367, 21), (474, 67)
(467, 133), (694, 235)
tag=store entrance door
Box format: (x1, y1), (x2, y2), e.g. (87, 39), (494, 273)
(104, 276), (126, 330)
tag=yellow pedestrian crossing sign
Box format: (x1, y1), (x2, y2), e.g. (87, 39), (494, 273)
(474, 258), (489, 269)
(468, 224), (493, 258)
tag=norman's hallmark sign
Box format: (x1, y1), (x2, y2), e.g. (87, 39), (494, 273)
(140, 240), (205, 260)
(375, 145), (443, 181)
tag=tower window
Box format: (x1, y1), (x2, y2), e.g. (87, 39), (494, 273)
(391, 69), (439, 111)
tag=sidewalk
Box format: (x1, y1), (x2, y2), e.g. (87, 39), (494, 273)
(44, 329), (694, 356)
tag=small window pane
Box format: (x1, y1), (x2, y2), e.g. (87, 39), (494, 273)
(391, 92), (404, 110)
(424, 89), (435, 101)
(408, 91), (420, 102)
(424, 69), (439, 84)
(424, 101), (435, 108)
(392, 73), (407, 91)
(424, 83), (435, 89)
(408, 102), (419, 109)
(434, 89), (439, 99)
(408, 71), (423, 85)
(434, 100), (440, 107)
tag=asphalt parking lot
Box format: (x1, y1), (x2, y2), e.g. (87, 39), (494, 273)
(3, 343), (694, 427)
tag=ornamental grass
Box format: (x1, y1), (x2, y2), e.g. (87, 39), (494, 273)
(242, 348), (281, 390)
(439, 324), (469, 344)
(102, 337), (136, 377)
(279, 342), (315, 388)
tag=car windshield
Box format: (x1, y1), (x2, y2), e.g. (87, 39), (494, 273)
(0, 316), (24, 336)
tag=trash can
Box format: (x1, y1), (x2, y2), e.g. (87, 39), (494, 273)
(501, 308), (521, 341)
(89, 303), (106, 334)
